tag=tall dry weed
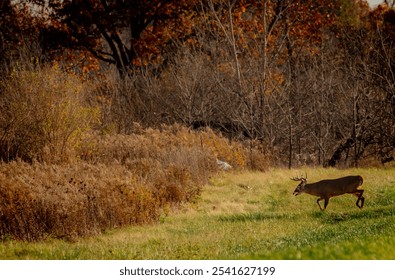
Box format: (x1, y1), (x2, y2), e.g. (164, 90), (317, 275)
(0, 162), (164, 241)
(0, 44), (270, 242)
(0, 100), (270, 241)
(0, 124), (269, 241)
(0, 64), (100, 163)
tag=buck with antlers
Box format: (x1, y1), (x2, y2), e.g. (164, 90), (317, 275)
(291, 174), (365, 211)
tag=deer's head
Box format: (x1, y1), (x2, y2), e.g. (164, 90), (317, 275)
(291, 174), (308, 196)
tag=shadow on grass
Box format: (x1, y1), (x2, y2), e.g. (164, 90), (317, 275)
(218, 205), (395, 224)
(313, 205), (395, 224)
(218, 212), (299, 223)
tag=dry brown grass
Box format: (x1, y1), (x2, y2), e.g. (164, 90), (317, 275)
(0, 160), (205, 242)
(0, 124), (270, 241)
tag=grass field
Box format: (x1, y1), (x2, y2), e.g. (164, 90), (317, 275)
(1, 167), (395, 260)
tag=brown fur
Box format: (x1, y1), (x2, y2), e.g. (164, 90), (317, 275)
(292, 176), (364, 210)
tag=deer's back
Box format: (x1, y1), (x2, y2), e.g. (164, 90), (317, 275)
(306, 175), (363, 197)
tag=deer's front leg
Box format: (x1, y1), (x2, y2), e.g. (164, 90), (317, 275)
(317, 198), (324, 211)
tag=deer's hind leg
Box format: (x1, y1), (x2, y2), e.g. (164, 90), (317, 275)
(354, 189), (365, 209)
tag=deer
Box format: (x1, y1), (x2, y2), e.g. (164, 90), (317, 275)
(291, 174), (364, 211)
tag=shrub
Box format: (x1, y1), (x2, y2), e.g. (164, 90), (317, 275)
(0, 162), (153, 240)
(0, 124), (270, 241)
(0, 65), (100, 163)
(0, 57), (273, 240)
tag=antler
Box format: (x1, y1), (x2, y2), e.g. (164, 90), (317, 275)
(290, 172), (307, 181)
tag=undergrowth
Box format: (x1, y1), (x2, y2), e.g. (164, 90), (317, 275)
(0, 125), (269, 241)
(0, 63), (270, 242)
(0, 65), (99, 163)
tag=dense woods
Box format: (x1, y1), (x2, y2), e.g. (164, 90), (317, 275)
(2, 0), (395, 167)
(1, 0), (395, 240)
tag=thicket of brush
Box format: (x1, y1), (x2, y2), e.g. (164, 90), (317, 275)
(0, 64), (269, 241)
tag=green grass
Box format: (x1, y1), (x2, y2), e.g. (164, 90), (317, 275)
(1, 167), (395, 259)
